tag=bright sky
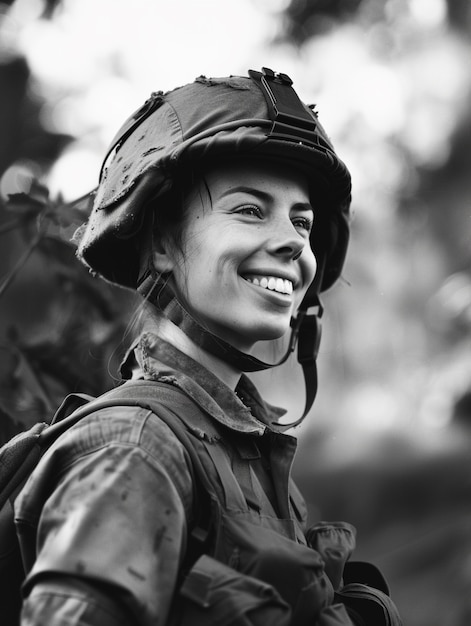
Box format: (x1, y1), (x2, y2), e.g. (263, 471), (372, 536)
(3, 0), (466, 208)
(4, 0), (299, 198)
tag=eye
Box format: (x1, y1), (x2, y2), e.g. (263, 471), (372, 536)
(236, 205), (263, 218)
(292, 216), (313, 233)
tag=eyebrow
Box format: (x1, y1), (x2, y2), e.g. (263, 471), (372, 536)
(220, 185), (314, 213)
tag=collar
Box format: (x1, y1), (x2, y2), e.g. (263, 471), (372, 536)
(120, 331), (287, 436)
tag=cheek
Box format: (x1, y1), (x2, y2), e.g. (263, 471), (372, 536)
(171, 239), (218, 301)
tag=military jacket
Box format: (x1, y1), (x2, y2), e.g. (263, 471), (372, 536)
(15, 331), (312, 626)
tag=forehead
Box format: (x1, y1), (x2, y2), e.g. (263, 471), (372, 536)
(202, 158), (311, 202)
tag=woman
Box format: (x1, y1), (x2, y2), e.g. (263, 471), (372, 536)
(15, 69), (400, 625)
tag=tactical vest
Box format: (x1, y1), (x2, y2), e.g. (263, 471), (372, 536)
(1, 379), (401, 625)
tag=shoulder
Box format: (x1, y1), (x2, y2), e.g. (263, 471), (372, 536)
(35, 401), (196, 505)
(16, 402), (199, 527)
(54, 403), (190, 468)
(89, 403), (202, 499)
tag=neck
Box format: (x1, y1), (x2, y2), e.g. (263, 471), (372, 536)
(151, 314), (243, 390)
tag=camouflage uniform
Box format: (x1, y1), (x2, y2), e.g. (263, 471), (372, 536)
(16, 331), (314, 625)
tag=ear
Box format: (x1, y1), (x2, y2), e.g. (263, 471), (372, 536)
(151, 235), (176, 274)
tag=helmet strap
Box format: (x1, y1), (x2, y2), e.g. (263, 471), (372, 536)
(276, 299), (323, 431)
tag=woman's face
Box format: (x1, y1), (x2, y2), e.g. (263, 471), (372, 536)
(154, 160), (317, 353)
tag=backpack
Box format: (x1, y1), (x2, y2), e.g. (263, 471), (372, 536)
(0, 380), (226, 625)
(0, 380), (401, 626)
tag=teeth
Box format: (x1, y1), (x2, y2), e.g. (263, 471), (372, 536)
(245, 275), (293, 295)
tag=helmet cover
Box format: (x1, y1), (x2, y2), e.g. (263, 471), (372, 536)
(76, 69), (352, 294)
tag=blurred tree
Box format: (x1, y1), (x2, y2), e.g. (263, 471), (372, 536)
(276, 2), (471, 625)
(276, 0), (471, 423)
(415, 115), (471, 278)
(446, 0), (471, 33)
(0, 0), (63, 17)
(0, 56), (29, 176)
(0, 57), (70, 189)
(279, 0), (471, 42)
(0, 180), (136, 444)
(0, 0), (136, 441)
(279, 0), (370, 42)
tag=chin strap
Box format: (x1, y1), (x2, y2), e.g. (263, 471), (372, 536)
(279, 301), (323, 431)
(138, 275), (324, 431)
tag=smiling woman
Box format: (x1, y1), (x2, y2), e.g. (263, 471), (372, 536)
(152, 160), (317, 358)
(13, 68), (401, 626)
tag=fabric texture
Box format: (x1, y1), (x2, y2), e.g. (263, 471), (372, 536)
(14, 331), (307, 625)
(14, 330), (400, 625)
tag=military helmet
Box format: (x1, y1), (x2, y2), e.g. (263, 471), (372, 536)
(76, 68), (351, 298)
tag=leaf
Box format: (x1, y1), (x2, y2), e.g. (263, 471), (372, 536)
(5, 192), (45, 215)
(6, 180), (50, 216)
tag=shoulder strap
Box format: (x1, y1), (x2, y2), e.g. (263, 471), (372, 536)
(1, 379), (251, 538)
(0, 395), (94, 510)
(0, 381), (212, 509)
(48, 380), (250, 512)
(98, 381), (250, 549)
(51, 381), (224, 499)
(103, 381), (249, 512)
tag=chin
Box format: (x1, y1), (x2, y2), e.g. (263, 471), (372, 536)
(208, 315), (291, 352)
(233, 325), (290, 351)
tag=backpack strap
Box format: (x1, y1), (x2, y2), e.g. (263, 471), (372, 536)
(3, 379), (288, 528)
(102, 381), (250, 513)
(91, 381), (251, 560)
(72, 380), (224, 502)
(3, 379), (250, 518)
(0, 395), (93, 510)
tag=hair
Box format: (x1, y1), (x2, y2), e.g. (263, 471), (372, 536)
(130, 164), (214, 322)
(149, 164), (214, 253)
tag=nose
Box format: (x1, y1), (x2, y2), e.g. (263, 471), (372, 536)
(268, 218), (306, 261)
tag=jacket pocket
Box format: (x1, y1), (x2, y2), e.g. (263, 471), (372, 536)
(177, 554), (291, 626)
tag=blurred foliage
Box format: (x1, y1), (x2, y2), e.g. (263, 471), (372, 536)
(294, 422), (471, 626)
(0, 178), (136, 442)
(275, 2), (471, 625)
(279, 0), (471, 42)
(0, 55), (70, 177)
(1, 0), (471, 625)
(0, 0), (61, 17)
(0, 0), (137, 441)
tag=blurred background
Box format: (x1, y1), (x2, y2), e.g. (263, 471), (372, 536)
(1, 0), (471, 623)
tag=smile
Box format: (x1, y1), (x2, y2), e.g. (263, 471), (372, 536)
(243, 275), (293, 295)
